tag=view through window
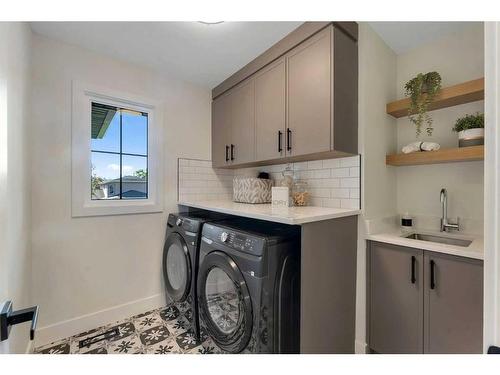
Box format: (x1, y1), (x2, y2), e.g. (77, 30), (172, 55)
(91, 102), (148, 200)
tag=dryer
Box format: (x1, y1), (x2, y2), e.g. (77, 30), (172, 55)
(162, 211), (228, 340)
(197, 218), (301, 353)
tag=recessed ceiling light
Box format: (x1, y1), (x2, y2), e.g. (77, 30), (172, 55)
(198, 21), (224, 25)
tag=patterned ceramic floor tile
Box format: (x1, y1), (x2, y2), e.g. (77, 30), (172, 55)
(145, 337), (183, 354)
(34, 302), (226, 355)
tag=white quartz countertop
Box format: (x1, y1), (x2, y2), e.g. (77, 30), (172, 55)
(178, 200), (360, 225)
(367, 230), (484, 260)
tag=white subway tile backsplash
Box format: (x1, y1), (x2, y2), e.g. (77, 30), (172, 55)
(340, 156), (360, 167)
(349, 167), (360, 177)
(331, 188), (350, 199)
(331, 168), (350, 178)
(341, 177), (360, 188)
(341, 198), (360, 209)
(323, 198), (341, 208)
(350, 188), (360, 199)
(313, 169), (330, 179)
(178, 155), (360, 210)
(322, 158), (341, 169)
(307, 160), (324, 170)
(309, 188), (331, 198)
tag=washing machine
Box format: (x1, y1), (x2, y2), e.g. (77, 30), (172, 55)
(197, 218), (301, 353)
(162, 211), (228, 340)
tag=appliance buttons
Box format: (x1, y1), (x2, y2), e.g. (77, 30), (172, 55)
(220, 232), (229, 243)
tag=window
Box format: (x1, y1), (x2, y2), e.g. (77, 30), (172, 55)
(90, 102), (148, 200)
(72, 82), (163, 217)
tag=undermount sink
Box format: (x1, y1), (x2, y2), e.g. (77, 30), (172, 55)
(405, 233), (472, 247)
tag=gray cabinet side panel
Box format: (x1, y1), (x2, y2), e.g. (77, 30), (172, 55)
(300, 215), (357, 353)
(333, 27), (358, 154)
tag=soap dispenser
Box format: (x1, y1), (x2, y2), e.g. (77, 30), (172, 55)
(401, 212), (413, 233)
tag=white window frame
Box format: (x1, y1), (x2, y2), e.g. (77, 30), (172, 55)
(72, 81), (163, 217)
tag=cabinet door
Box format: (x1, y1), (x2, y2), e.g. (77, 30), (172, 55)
(286, 26), (332, 156)
(212, 93), (231, 168)
(255, 58), (286, 162)
(230, 79), (255, 165)
(369, 242), (424, 353)
(424, 252), (483, 354)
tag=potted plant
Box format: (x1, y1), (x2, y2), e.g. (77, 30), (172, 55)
(452, 112), (484, 147)
(404, 71), (442, 137)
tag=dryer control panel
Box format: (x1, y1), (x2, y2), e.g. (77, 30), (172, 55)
(203, 224), (265, 257)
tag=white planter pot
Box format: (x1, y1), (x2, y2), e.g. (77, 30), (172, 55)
(458, 128), (484, 147)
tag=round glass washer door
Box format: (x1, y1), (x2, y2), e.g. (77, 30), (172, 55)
(198, 251), (252, 353)
(162, 232), (191, 302)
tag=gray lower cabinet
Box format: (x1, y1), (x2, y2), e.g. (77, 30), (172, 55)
(368, 241), (483, 354)
(369, 242), (424, 354)
(424, 252), (483, 354)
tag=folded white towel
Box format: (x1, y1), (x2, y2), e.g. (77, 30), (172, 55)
(402, 141), (441, 154)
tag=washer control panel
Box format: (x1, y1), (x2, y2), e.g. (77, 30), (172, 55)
(220, 230), (263, 256)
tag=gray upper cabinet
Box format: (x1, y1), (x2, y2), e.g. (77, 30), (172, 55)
(369, 242), (424, 354)
(211, 22), (358, 168)
(286, 26), (332, 156)
(368, 241), (484, 354)
(230, 79), (256, 165)
(424, 252), (483, 354)
(255, 58), (286, 162)
(212, 93), (232, 168)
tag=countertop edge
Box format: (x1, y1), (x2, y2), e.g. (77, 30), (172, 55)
(366, 232), (484, 260)
(178, 201), (361, 225)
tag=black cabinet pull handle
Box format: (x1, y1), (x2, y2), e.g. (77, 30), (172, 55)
(411, 256), (416, 284)
(225, 145), (229, 162)
(278, 131), (283, 153)
(430, 260), (436, 290)
(1, 301), (39, 341)
(230, 144), (235, 161)
(286, 128), (292, 151)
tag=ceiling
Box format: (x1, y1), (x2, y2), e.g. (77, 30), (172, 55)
(368, 22), (481, 54)
(30, 22), (481, 88)
(30, 22), (303, 88)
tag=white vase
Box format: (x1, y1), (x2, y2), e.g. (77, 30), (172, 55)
(458, 128), (484, 147)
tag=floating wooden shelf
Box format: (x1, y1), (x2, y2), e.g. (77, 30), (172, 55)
(386, 78), (484, 118)
(386, 145), (484, 166)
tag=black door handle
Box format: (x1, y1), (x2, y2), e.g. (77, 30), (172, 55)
(430, 260), (436, 290)
(286, 128), (292, 151)
(1, 301), (39, 341)
(411, 256), (416, 284)
(278, 131), (283, 153)
(230, 144), (235, 161)
(225, 145), (229, 162)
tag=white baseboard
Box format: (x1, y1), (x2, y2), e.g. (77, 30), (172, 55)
(34, 293), (166, 348)
(355, 340), (368, 354)
(25, 340), (34, 354)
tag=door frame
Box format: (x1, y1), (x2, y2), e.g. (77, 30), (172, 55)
(484, 22), (500, 352)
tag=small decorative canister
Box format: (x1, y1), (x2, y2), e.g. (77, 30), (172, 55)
(292, 181), (309, 206)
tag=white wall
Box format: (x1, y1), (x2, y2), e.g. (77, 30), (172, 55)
(483, 22), (500, 352)
(396, 24), (484, 234)
(355, 23), (398, 353)
(0, 22), (32, 354)
(30, 34), (212, 345)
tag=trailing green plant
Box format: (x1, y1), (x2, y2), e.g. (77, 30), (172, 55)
(452, 112), (484, 133)
(404, 72), (442, 137)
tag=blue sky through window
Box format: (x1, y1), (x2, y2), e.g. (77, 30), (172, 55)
(91, 109), (148, 180)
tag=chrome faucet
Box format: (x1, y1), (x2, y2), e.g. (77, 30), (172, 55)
(440, 188), (459, 232)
